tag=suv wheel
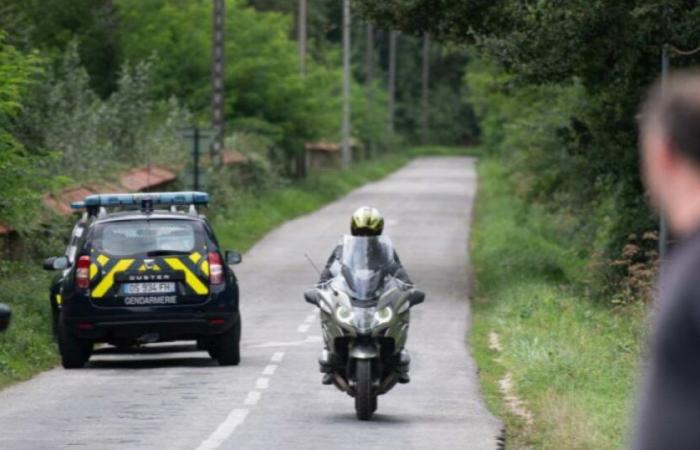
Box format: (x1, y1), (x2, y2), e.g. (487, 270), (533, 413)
(210, 316), (241, 366)
(59, 325), (92, 369)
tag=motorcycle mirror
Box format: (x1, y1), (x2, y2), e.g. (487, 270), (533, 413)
(304, 289), (321, 306)
(409, 290), (425, 307)
(0, 303), (11, 332)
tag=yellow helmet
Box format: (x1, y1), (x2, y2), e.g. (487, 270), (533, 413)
(350, 206), (384, 236)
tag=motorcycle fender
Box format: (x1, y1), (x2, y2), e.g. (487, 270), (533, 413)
(349, 343), (379, 360)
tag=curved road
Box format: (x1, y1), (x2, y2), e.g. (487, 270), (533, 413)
(0, 157), (502, 449)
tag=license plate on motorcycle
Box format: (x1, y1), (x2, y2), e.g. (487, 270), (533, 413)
(121, 282), (176, 295)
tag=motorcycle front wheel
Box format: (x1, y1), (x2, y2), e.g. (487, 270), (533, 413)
(355, 359), (376, 420)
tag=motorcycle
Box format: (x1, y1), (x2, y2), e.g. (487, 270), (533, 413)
(304, 235), (425, 420)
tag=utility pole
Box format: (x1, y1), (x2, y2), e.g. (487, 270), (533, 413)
(421, 33), (430, 144)
(211, 0), (225, 166)
(341, 0), (352, 168)
(366, 23), (374, 84)
(193, 127), (200, 190)
(298, 0), (306, 75)
(365, 23), (374, 157)
(387, 30), (397, 134)
(296, 0), (308, 177)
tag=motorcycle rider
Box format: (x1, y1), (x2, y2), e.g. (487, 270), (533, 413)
(317, 206), (412, 384)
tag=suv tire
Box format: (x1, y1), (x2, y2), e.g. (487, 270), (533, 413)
(59, 324), (92, 369)
(210, 316), (241, 366)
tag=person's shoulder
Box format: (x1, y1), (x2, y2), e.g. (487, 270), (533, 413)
(662, 233), (700, 302)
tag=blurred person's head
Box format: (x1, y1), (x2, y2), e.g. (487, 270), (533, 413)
(640, 72), (700, 236)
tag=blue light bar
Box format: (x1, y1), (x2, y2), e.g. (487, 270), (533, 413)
(72, 192), (209, 210)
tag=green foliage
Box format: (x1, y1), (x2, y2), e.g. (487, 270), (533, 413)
(471, 158), (645, 449)
(117, 0), (343, 159)
(464, 57), (657, 294)
(0, 263), (58, 389)
(25, 42), (191, 180)
(0, 0), (122, 96)
(357, 0), (691, 282)
(0, 32), (43, 229)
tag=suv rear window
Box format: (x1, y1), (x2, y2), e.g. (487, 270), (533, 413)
(89, 220), (203, 257)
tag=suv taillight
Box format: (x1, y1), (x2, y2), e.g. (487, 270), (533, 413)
(76, 256), (90, 289)
(209, 252), (224, 285)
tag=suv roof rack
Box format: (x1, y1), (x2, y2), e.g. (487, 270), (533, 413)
(70, 191), (209, 216)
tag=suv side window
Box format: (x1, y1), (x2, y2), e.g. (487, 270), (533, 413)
(65, 221), (87, 264)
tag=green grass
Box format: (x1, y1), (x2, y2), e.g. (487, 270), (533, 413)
(0, 145), (472, 389)
(0, 264), (58, 388)
(470, 158), (645, 449)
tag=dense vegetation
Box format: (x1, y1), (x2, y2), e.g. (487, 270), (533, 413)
(357, 0), (700, 294)
(0, 0), (475, 237)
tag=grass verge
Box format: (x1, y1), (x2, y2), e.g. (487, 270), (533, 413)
(470, 158), (646, 449)
(0, 145), (472, 389)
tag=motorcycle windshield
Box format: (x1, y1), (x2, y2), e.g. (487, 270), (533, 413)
(340, 235), (394, 301)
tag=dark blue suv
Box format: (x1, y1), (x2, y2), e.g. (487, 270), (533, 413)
(43, 192), (242, 368)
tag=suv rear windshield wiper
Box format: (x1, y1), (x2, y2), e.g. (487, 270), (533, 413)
(146, 250), (192, 257)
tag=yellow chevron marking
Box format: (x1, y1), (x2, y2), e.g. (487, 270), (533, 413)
(138, 264), (146, 272)
(89, 263), (98, 279)
(189, 252), (202, 264)
(56, 294), (63, 306)
(97, 254), (109, 267)
(92, 259), (134, 298)
(201, 260), (210, 277)
(164, 257), (208, 295)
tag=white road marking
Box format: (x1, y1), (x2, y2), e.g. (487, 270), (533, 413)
(255, 377), (270, 390)
(195, 409), (249, 450)
(262, 364), (277, 376)
(297, 323), (310, 333)
(304, 313), (316, 323)
(271, 351), (285, 363)
(248, 336), (320, 348)
(244, 391), (261, 406)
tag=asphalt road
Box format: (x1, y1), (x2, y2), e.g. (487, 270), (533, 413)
(0, 157), (502, 449)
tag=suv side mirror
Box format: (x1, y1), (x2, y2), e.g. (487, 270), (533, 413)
(409, 290), (425, 307)
(0, 304), (11, 332)
(304, 289), (321, 306)
(225, 251), (242, 265)
(43, 256), (70, 271)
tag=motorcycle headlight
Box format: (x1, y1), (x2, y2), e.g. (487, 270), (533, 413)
(373, 306), (393, 325)
(335, 305), (354, 325)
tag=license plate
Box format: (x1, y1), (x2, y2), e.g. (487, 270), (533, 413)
(122, 282), (176, 295)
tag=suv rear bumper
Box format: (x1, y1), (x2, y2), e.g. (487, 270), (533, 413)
(64, 311), (239, 342)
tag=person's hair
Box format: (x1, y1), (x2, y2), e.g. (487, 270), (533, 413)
(640, 71), (700, 166)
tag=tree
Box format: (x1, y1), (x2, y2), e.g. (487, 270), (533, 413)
(357, 0), (700, 256)
(0, 33), (42, 228)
